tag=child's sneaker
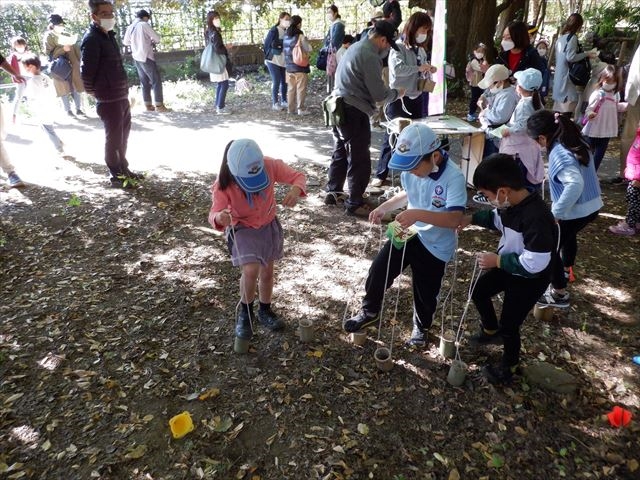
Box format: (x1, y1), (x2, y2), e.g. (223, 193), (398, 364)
(343, 310), (380, 333)
(466, 113), (478, 122)
(468, 328), (503, 346)
(472, 192), (492, 206)
(609, 221), (636, 236)
(536, 288), (570, 308)
(482, 363), (517, 385)
(7, 172), (24, 188)
(258, 308), (285, 331)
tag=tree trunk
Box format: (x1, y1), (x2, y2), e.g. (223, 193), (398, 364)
(496, 0), (527, 37)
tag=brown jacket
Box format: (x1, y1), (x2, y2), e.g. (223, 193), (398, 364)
(43, 29), (85, 96)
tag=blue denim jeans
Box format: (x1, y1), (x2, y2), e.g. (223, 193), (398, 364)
(134, 58), (164, 106)
(61, 90), (82, 113)
(41, 124), (63, 152)
(587, 136), (610, 171)
(216, 80), (229, 109)
(265, 61), (287, 105)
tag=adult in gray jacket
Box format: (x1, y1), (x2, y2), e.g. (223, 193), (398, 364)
(552, 13), (597, 115)
(325, 21), (404, 217)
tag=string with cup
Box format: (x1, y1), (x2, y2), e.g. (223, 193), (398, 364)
(451, 256), (483, 363)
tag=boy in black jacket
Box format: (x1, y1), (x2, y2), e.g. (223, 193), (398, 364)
(459, 154), (557, 384)
(81, 0), (143, 188)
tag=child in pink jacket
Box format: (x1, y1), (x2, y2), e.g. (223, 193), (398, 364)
(209, 139), (306, 340)
(609, 122), (640, 236)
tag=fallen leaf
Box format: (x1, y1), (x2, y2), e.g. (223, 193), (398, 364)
(357, 423), (369, 435)
(484, 412), (494, 423)
(124, 444), (147, 460)
(434, 452), (447, 465)
(41, 440), (51, 451)
(515, 426), (527, 435)
(628, 459), (639, 472)
(448, 468), (460, 480)
(212, 416), (233, 433)
(198, 388), (220, 401)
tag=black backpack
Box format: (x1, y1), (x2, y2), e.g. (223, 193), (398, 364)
(564, 33), (591, 87)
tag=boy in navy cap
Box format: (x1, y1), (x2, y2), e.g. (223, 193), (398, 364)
(343, 123), (467, 346)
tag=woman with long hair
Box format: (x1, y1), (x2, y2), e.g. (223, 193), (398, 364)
(283, 15), (312, 116)
(205, 11), (232, 115)
(527, 110), (603, 308)
(372, 12), (436, 187)
(263, 12), (291, 110)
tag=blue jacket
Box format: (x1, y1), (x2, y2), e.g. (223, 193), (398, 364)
(263, 25), (283, 61)
(323, 20), (345, 51)
(80, 23), (128, 103)
(284, 33), (310, 74)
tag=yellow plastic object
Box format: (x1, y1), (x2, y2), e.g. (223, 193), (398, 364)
(169, 411), (194, 439)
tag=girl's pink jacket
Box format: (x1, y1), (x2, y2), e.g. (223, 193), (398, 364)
(209, 157), (307, 230)
(625, 129), (640, 182)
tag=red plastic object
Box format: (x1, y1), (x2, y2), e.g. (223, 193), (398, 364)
(606, 406), (632, 427)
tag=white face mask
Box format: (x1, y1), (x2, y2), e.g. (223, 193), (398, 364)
(476, 52), (484, 59)
(490, 85), (502, 94)
(501, 39), (515, 51)
(602, 83), (616, 91)
(100, 18), (116, 31)
(430, 157), (439, 174)
(415, 33), (428, 44)
(537, 48), (547, 57)
(489, 191), (510, 209)
(213, 18), (221, 28)
(53, 25), (65, 34)
(281, 20), (291, 28)
(15, 47), (26, 54)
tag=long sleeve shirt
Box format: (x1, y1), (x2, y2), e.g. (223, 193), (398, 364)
(553, 34), (588, 104)
(209, 157), (307, 231)
(333, 38), (398, 116)
(123, 19), (160, 62)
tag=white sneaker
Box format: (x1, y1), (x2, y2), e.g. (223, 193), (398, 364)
(281, 101), (288, 109)
(272, 104), (281, 111)
(216, 108), (230, 115)
(370, 178), (384, 187)
(297, 109), (311, 116)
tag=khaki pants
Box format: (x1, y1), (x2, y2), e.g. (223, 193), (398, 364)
(620, 101), (640, 176)
(286, 72), (309, 113)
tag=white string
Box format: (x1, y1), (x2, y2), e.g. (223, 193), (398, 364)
(439, 234), (459, 339)
(376, 234), (409, 343)
(453, 257), (483, 361)
(227, 212), (255, 337)
(341, 221), (377, 325)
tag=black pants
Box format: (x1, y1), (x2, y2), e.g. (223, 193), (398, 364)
(468, 86), (483, 115)
(375, 96), (424, 181)
(326, 104), (371, 210)
(472, 268), (549, 367)
(96, 99), (131, 178)
(362, 237), (446, 331)
(552, 211), (599, 289)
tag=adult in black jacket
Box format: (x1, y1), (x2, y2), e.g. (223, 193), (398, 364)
(283, 15), (311, 115)
(496, 21), (545, 77)
(81, 0), (142, 187)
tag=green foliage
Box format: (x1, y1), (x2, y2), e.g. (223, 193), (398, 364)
(67, 194), (81, 207)
(584, 0), (640, 37)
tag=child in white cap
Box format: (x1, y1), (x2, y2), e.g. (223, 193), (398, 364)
(498, 67), (545, 192)
(209, 139), (306, 340)
(343, 123), (466, 347)
(478, 64), (518, 157)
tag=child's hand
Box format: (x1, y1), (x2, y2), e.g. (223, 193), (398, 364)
(476, 252), (499, 270)
(395, 209), (419, 229)
(281, 186), (301, 207)
(457, 215), (472, 233)
(502, 128), (511, 137)
(588, 112), (597, 120)
(216, 209), (232, 227)
(369, 206), (387, 224)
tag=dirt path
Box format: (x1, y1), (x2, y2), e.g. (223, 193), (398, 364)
(1, 81), (639, 479)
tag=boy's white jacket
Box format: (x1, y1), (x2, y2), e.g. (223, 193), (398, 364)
(24, 73), (58, 124)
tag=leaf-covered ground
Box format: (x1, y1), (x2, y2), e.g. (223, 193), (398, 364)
(1, 76), (639, 479)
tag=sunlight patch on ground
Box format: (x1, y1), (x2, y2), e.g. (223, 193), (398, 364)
(10, 425), (40, 449)
(577, 277), (635, 324)
(598, 211), (625, 221)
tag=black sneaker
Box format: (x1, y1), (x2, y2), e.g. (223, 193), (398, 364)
(343, 311), (379, 333)
(482, 363), (516, 385)
(345, 204), (372, 218)
(324, 191), (347, 205)
(536, 289), (570, 308)
(468, 328), (502, 346)
(472, 192), (492, 206)
(66, 110), (75, 118)
(76, 109), (86, 116)
(407, 325), (427, 347)
(235, 308), (253, 339)
(258, 308), (285, 331)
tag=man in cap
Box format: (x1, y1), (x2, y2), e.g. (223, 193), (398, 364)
(342, 123), (466, 346)
(123, 9), (170, 112)
(82, 0), (144, 188)
(325, 21), (405, 217)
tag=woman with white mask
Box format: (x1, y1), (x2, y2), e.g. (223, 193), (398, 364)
(496, 21), (545, 79)
(43, 13), (86, 118)
(372, 12), (437, 187)
(263, 12), (291, 111)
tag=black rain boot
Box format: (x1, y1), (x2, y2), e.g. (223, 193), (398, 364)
(235, 302), (254, 340)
